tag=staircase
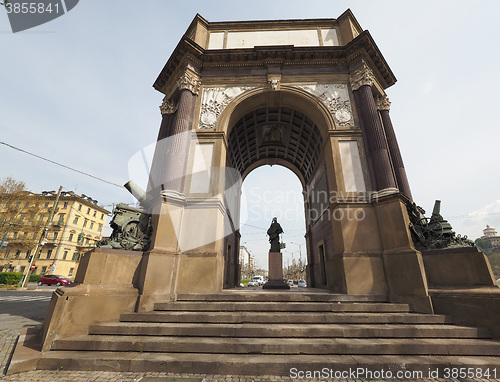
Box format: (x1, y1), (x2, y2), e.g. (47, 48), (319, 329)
(37, 290), (500, 377)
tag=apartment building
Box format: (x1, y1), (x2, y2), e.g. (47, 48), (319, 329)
(0, 190), (109, 278)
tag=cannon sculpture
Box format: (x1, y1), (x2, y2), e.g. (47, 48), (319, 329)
(97, 203), (152, 251)
(98, 181), (153, 251)
(407, 200), (474, 250)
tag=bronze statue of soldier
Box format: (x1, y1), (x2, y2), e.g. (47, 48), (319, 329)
(267, 217), (283, 252)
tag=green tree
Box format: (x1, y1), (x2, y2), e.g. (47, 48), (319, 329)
(475, 238), (493, 255)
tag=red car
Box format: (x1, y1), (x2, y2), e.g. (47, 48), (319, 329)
(37, 275), (72, 286)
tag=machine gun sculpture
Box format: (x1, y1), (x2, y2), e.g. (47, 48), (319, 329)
(407, 200), (474, 250)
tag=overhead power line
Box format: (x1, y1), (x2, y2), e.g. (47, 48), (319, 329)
(0, 141), (123, 188)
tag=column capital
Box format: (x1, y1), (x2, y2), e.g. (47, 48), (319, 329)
(349, 63), (377, 91)
(376, 95), (391, 111)
(176, 71), (201, 95)
(159, 97), (178, 115)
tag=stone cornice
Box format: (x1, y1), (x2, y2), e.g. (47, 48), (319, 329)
(153, 30), (396, 94)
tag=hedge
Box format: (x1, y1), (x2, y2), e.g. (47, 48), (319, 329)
(29, 274), (41, 282)
(0, 272), (23, 285)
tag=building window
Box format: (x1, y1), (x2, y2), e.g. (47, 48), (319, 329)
(3, 249), (10, 259)
(25, 250), (31, 259)
(15, 250), (21, 258)
(57, 214), (65, 225)
(68, 267), (74, 276)
(41, 266), (47, 274)
(46, 249), (52, 259)
(53, 231), (58, 240)
(90, 221), (94, 230)
(20, 266), (25, 273)
(98, 224), (102, 232)
(73, 216), (79, 225)
(63, 202), (68, 209)
(72, 252), (80, 261)
(44, 202), (49, 208)
(63, 251), (68, 260)
(69, 233), (74, 242)
(87, 208), (91, 215)
(38, 215), (44, 223)
(78, 204), (82, 211)
(101, 213), (104, 220)
(93, 210), (97, 217)
(83, 219), (88, 228)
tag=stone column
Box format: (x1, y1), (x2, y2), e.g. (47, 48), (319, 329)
(350, 64), (397, 192)
(163, 71), (201, 194)
(377, 95), (413, 201)
(146, 98), (177, 194)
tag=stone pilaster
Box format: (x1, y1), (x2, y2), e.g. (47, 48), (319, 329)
(377, 95), (413, 201)
(350, 65), (397, 191)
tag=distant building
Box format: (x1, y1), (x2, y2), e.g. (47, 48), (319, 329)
(0, 190), (109, 278)
(482, 225), (500, 247)
(239, 245), (255, 279)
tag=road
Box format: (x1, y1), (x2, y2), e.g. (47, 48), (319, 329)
(0, 289), (52, 331)
(0, 285), (54, 375)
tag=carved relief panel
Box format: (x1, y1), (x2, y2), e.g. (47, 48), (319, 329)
(292, 84), (354, 127)
(198, 86), (255, 130)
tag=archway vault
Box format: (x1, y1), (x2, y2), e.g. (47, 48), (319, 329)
(227, 105), (323, 186)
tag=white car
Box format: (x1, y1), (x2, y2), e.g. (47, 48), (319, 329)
(247, 280), (259, 287)
(249, 276), (264, 286)
(298, 280), (307, 287)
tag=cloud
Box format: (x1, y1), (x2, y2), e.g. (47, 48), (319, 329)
(450, 199), (500, 240)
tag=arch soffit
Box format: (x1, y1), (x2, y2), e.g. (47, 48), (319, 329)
(217, 86), (336, 141)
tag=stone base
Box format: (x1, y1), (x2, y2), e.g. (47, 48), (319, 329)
(263, 279), (290, 289)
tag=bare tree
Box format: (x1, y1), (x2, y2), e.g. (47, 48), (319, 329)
(0, 180), (45, 257)
(0, 177), (27, 193)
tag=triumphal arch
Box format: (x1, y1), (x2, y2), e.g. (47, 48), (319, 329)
(37, 11), (499, 357)
(138, 10), (426, 311)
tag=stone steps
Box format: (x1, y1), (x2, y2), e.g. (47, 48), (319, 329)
(119, 311), (451, 324)
(37, 291), (500, 376)
(52, 335), (500, 356)
(37, 351), (500, 376)
(90, 322), (491, 338)
(154, 301), (411, 312)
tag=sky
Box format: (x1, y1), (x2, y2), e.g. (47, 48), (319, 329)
(1, 1), (500, 270)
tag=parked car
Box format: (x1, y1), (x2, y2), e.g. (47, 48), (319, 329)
(249, 275), (264, 286)
(287, 280), (294, 287)
(247, 280), (259, 287)
(298, 279), (307, 287)
(37, 275), (72, 286)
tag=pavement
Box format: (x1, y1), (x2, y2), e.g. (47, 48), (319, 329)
(1, 286), (500, 381)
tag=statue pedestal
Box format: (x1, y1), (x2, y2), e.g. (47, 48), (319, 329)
(263, 251), (289, 289)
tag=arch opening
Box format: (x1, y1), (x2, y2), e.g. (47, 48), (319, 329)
(223, 94), (333, 289)
(239, 165), (308, 285)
